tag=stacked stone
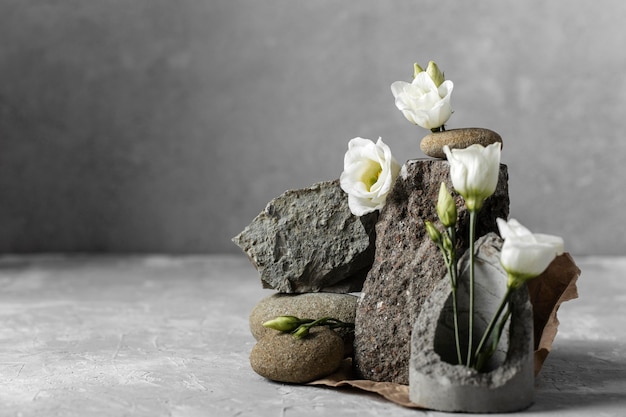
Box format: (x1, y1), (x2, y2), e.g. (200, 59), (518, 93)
(233, 180), (376, 383)
(234, 129), (509, 386)
(353, 128), (507, 385)
(419, 127), (502, 159)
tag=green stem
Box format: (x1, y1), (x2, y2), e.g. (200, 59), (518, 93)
(434, 228), (462, 365)
(448, 227), (457, 287)
(492, 308), (512, 352)
(447, 227), (462, 365)
(473, 286), (513, 369)
(476, 307), (511, 372)
(450, 281), (462, 365)
(466, 209), (477, 367)
(303, 317), (354, 330)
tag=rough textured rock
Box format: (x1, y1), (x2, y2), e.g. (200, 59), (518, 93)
(420, 128), (502, 159)
(250, 327), (344, 383)
(410, 233), (534, 412)
(250, 292), (357, 353)
(232, 180), (377, 293)
(353, 159), (509, 384)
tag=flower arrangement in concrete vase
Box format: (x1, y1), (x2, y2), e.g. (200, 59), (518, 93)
(414, 151), (564, 412)
(241, 60), (578, 413)
(387, 61), (565, 412)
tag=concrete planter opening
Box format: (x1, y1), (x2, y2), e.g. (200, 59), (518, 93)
(409, 234), (535, 413)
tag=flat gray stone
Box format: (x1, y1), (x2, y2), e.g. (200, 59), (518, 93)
(420, 127), (502, 159)
(250, 327), (344, 383)
(232, 180), (377, 293)
(353, 159), (509, 384)
(409, 233), (534, 413)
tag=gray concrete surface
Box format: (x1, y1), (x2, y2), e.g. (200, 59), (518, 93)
(0, 254), (623, 416)
(0, 1), (625, 255)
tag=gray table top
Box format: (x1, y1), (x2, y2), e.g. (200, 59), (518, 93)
(0, 254), (623, 416)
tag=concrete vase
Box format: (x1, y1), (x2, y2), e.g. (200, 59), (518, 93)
(409, 235), (534, 413)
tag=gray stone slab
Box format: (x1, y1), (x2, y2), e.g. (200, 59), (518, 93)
(232, 180), (377, 293)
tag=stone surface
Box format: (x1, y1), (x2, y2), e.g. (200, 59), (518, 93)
(409, 233), (534, 412)
(353, 159), (509, 384)
(250, 327), (345, 383)
(250, 292), (357, 352)
(420, 127), (502, 159)
(232, 180), (377, 293)
(2, 254), (626, 416)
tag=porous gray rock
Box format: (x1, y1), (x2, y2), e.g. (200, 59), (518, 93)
(250, 327), (344, 383)
(232, 180), (377, 293)
(353, 159), (509, 384)
(409, 233), (534, 413)
(420, 128), (502, 159)
(250, 292), (357, 352)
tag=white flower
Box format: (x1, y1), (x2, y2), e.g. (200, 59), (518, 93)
(497, 218), (565, 288)
(443, 142), (501, 211)
(340, 137), (401, 216)
(391, 71), (453, 130)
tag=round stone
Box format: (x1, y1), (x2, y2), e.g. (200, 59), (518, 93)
(249, 292), (357, 341)
(420, 127), (502, 159)
(250, 327), (344, 383)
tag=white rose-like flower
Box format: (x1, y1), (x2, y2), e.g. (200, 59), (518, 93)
(496, 218), (565, 288)
(443, 142), (501, 212)
(340, 137), (401, 216)
(391, 71), (454, 130)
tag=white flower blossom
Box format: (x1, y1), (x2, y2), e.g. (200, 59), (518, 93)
(497, 218), (564, 288)
(391, 71), (453, 130)
(340, 137), (400, 216)
(443, 142), (501, 211)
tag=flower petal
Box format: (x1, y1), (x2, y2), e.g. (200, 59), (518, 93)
(497, 218), (532, 239)
(501, 238), (559, 277)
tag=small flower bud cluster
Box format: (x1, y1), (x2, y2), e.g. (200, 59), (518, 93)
(262, 316), (354, 340)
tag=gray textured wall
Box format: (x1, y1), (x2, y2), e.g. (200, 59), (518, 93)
(0, 1), (624, 255)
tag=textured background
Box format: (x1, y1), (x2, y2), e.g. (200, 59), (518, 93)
(0, 0), (624, 255)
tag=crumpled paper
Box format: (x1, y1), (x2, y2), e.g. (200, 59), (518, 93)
(527, 253), (580, 375)
(308, 253), (581, 408)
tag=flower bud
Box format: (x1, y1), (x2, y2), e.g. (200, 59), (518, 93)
(413, 62), (424, 78)
(425, 221), (442, 244)
(443, 234), (454, 253)
(426, 61), (445, 87)
(436, 182), (457, 227)
(262, 316), (301, 332)
(291, 326), (310, 339)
